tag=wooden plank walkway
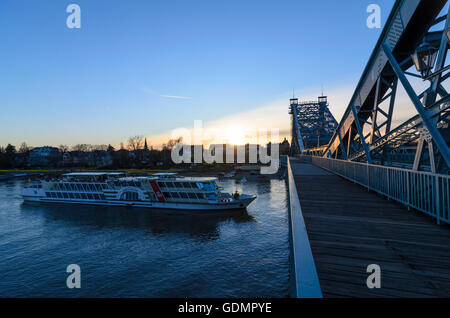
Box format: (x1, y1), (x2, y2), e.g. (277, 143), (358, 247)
(290, 157), (450, 298)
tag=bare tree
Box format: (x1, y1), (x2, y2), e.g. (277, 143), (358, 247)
(163, 137), (183, 150)
(72, 144), (90, 152)
(127, 135), (144, 151)
(91, 144), (108, 151)
(59, 145), (69, 153)
(18, 142), (31, 153)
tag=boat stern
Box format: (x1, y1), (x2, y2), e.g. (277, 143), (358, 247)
(21, 184), (45, 202)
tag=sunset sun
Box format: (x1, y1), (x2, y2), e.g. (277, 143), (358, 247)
(225, 126), (246, 145)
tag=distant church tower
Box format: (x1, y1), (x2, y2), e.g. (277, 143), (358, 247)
(144, 138), (148, 151)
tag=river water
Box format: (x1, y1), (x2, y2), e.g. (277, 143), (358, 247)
(0, 178), (289, 297)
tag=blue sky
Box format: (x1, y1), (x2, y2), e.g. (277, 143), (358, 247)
(0, 0), (395, 148)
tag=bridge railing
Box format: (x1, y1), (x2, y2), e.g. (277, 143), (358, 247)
(299, 156), (450, 225)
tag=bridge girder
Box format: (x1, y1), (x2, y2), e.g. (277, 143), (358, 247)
(300, 0), (450, 173)
(290, 96), (338, 154)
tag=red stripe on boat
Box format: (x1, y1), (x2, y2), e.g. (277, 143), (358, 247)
(149, 180), (166, 202)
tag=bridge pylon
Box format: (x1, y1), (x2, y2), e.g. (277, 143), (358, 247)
(289, 96), (338, 155)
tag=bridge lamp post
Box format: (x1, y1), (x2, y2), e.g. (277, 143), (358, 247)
(411, 43), (438, 78)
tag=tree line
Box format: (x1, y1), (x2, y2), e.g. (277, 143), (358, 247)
(0, 136), (183, 169)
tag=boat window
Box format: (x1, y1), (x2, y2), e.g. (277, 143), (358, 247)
(158, 182), (166, 189)
(63, 192), (69, 199)
(182, 182), (191, 188)
(163, 192), (171, 198)
(74, 193), (80, 199)
(187, 193), (196, 199)
(56, 192), (62, 198)
(69, 193), (74, 199)
(122, 192), (139, 201)
(45, 192), (50, 198)
(197, 193), (205, 199)
(81, 193), (87, 199)
(100, 194), (106, 200)
(171, 192), (180, 198)
(202, 182), (215, 191)
(166, 182), (175, 188)
(87, 193), (94, 200)
(180, 192), (188, 199)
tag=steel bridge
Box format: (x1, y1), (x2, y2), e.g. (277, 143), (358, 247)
(290, 0), (450, 225)
(290, 96), (339, 153)
(286, 0), (450, 299)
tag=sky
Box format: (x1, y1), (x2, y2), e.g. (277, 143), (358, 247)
(0, 0), (401, 149)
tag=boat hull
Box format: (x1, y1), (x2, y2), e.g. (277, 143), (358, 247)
(21, 193), (256, 211)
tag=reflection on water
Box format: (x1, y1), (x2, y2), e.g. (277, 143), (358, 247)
(20, 203), (255, 242)
(0, 179), (288, 297)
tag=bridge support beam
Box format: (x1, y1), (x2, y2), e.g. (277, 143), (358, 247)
(351, 105), (372, 163)
(382, 42), (450, 169)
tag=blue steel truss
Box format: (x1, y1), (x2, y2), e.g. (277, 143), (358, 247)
(290, 96), (338, 153)
(296, 0), (450, 174)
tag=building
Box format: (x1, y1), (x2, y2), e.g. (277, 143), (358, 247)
(28, 147), (61, 167)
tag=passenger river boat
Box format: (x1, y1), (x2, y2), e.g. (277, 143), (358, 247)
(21, 172), (256, 211)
